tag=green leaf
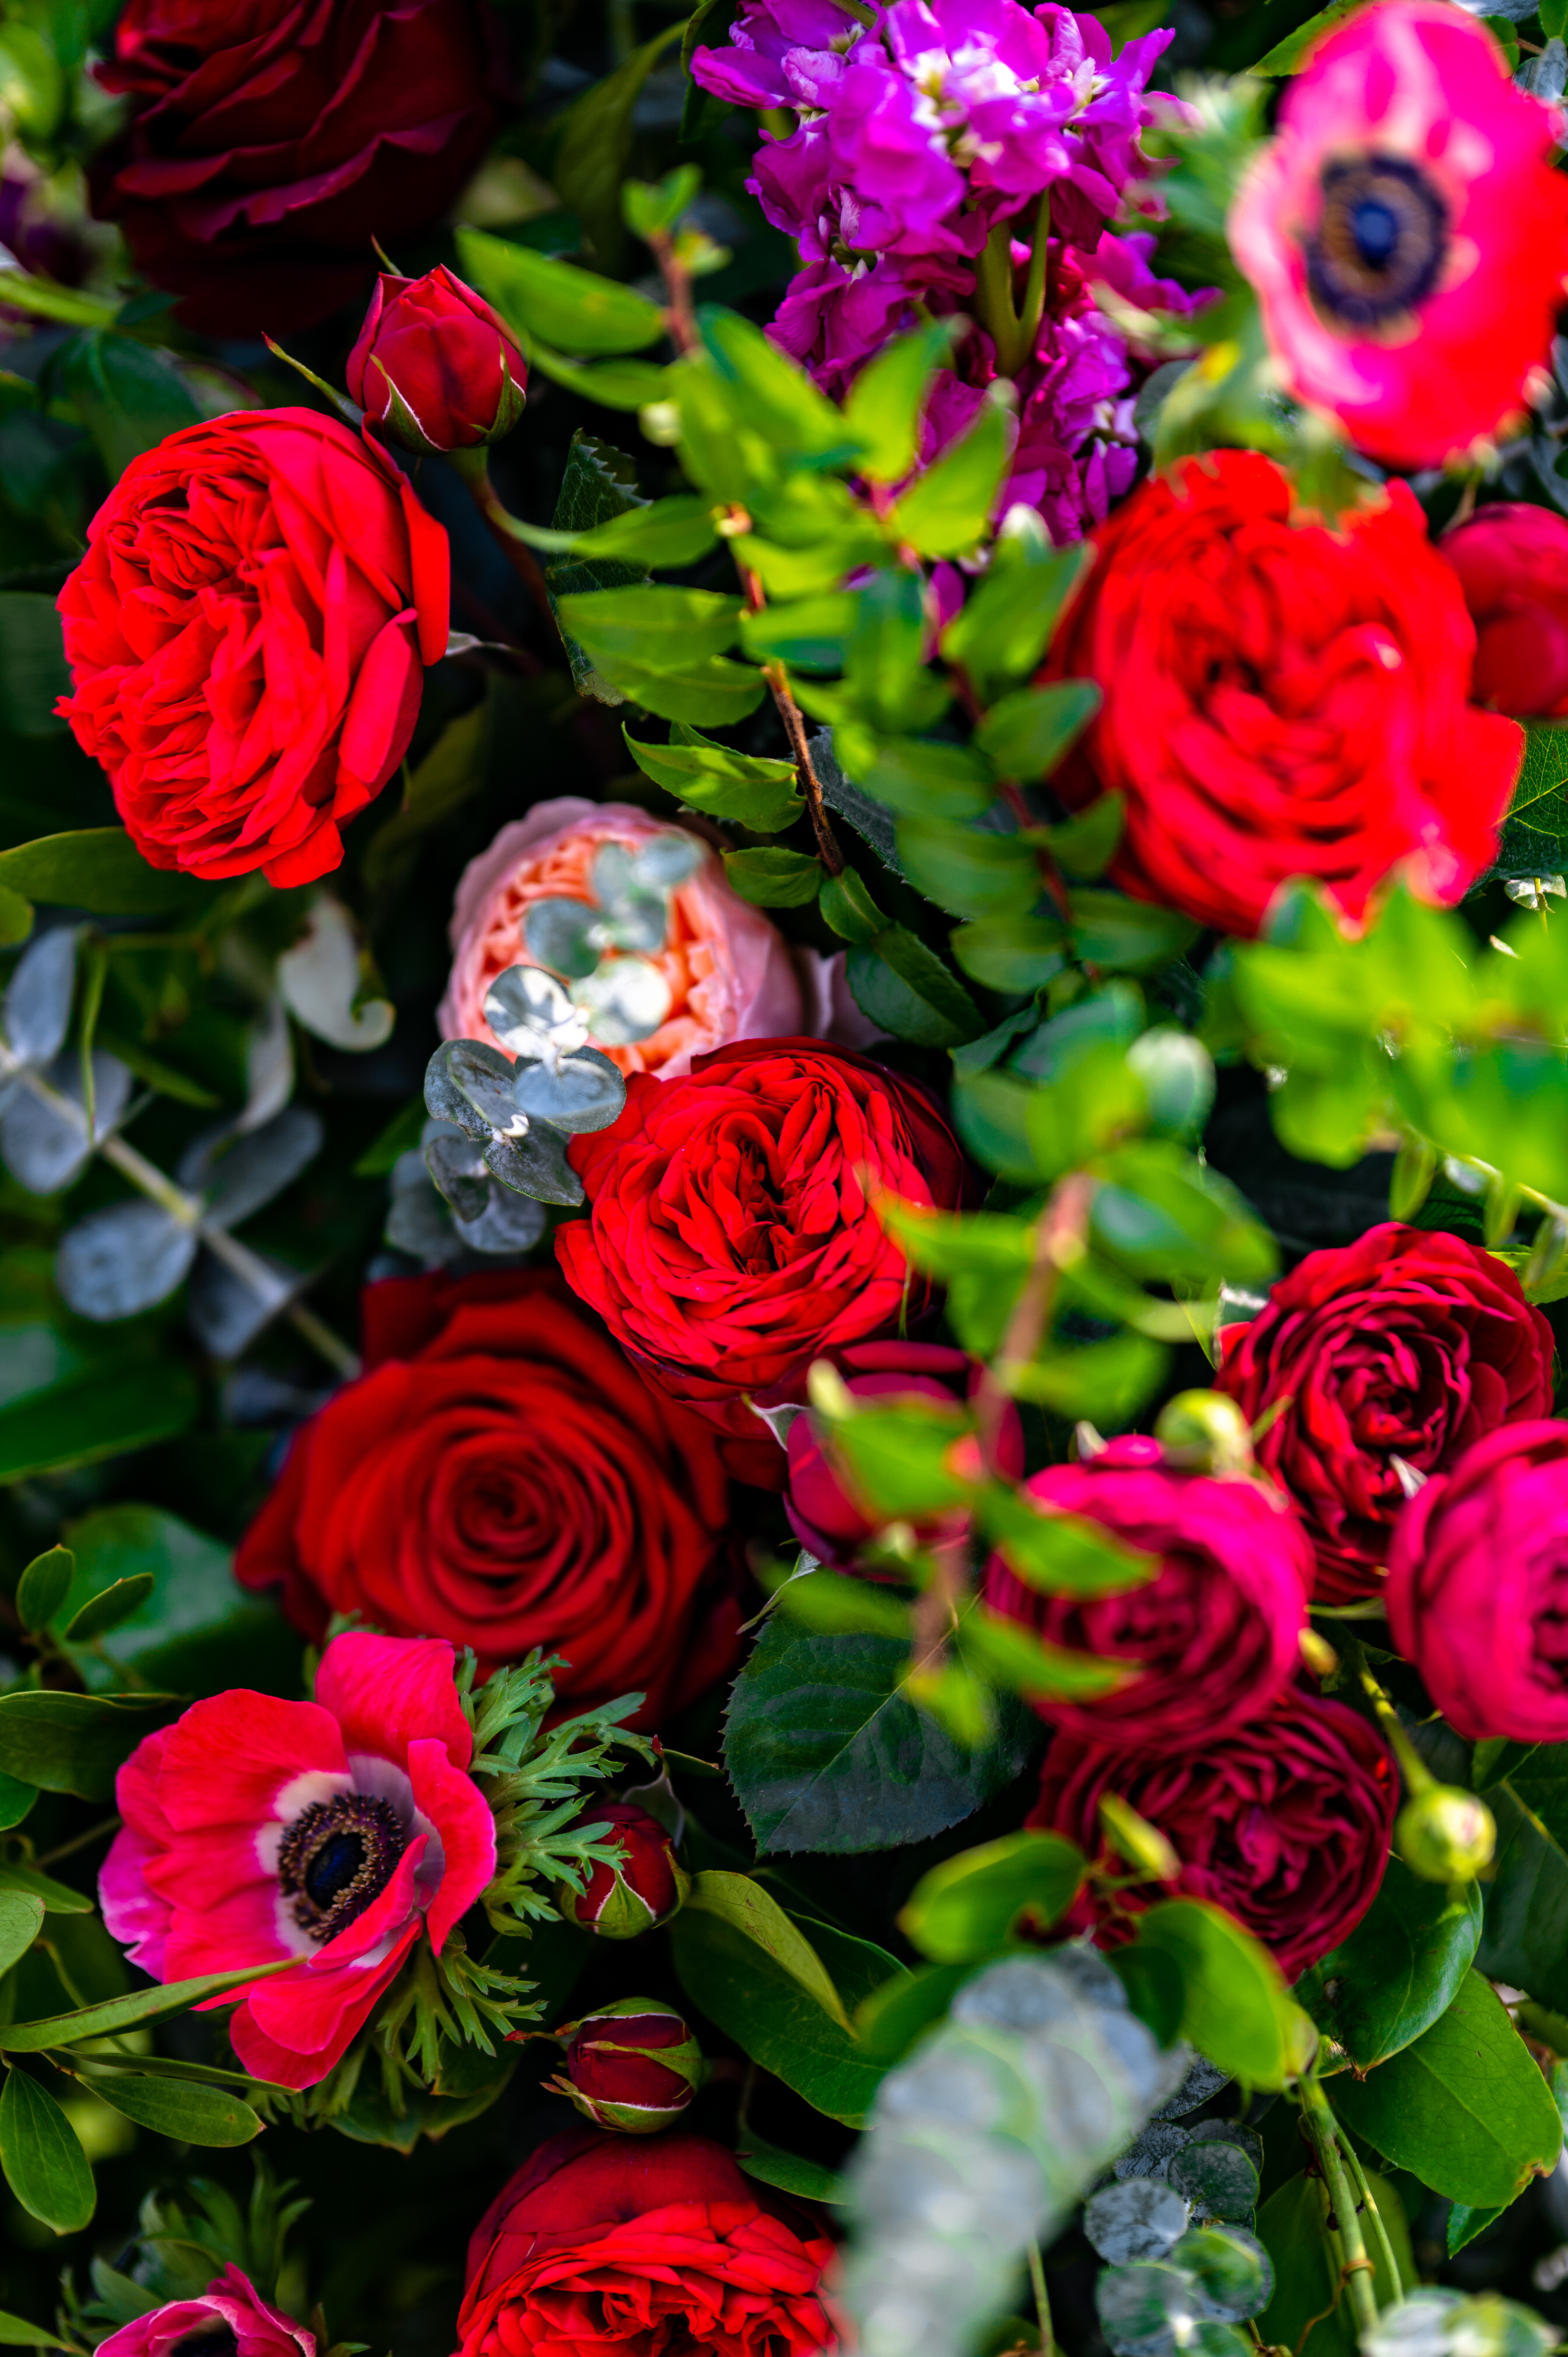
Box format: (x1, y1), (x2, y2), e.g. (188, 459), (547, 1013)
(567, 496), (718, 568)
(897, 1830), (1086, 1963)
(0, 1779), (36, 1834)
(1448, 2202), (1508, 2256)
(0, 2069), (94, 2232)
(722, 849), (824, 907)
(974, 1486), (1158, 1598)
(855, 1958), (979, 2062)
(841, 733), (995, 822)
(843, 323), (960, 483)
(669, 1904), (885, 2125)
(1478, 1767), (1568, 2010)
(62, 1574), (156, 1644)
(736, 2135), (847, 2204)
(846, 926), (984, 1047)
(1251, 0), (1374, 73)
(53, 332), (200, 480)
(623, 164), (702, 241)
(84, 2071), (263, 2147)
(57, 1504), (295, 1699)
(955, 1605), (1133, 1704)
(897, 817), (1041, 921)
(0, 1956), (298, 2052)
(1296, 1856), (1482, 2071)
(887, 392), (1013, 557)
(723, 1617), (1039, 1855)
(1132, 1898), (1309, 2089)
(683, 1871), (850, 2027)
(455, 227), (666, 354)
(1480, 722), (1568, 881)
(550, 22), (685, 270)
(556, 585), (742, 669)
(362, 700), (490, 916)
(546, 429), (649, 703)
(0, 270), (115, 330)
(0, 597), (71, 738)
(622, 726), (803, 831)
(525, 346), (672, 410)
(1070, 890), (1201, 975)
(15, 1546), (72, 1632)
(818, 866), (884, 945)
(1331, 1970), (1563, 2207)
(0, 1691), (178, 1803)
(353, 1094), (425, 1179)
(1040, 794), (1126, 882)
(0, 1892), (44, 1975)
(698, 307), (860, 463)
(977, 680), (1102, 783)
(940, 540), (1092, 705)
(1255, 2171), (1412, 2357)
(740, 594), (859, 676)
(951, 912), (1068, 993)
(0, 2307), (76, 2349)
(0, 1864), (91, 1915)
(0, 831), (207, 917)
(599, 655), (766, 726)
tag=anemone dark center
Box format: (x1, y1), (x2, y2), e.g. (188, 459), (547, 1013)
(1306, 153), (1448, 331)
(277, 1792), (407, 1942)
(168, 2327), (240, 2357)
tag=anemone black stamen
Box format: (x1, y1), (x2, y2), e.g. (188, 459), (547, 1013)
(276, 1792), (408, 1943)
(1305, 152), (1449, 331)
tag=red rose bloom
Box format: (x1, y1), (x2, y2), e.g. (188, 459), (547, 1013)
(235, 1270), (740, 1727)
(1028, 1690), (1396, 1982)
(56, 409), (448, 889)
(556, 1039), (969, 1438)
(984, 1435), (1310, 1753)
(458, 2129), (836, 2357)
(1042, 451), (1522, 938)
(1215, 1223), (1554, 1604)
(348, 266), (527, 454)
(1442, 503), (1568, 721)
(91, 0), (500, 334)
(1388, 1421), (1568, 1743)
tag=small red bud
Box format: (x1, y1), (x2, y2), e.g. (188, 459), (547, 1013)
(346, 265), (526, 455)
(548, 1998), (705, 2133)
(558, 1802), (690, 1938)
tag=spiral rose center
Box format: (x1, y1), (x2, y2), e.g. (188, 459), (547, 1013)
(277, 1792), (407, 1942)
(1307, 153), (1448, 331)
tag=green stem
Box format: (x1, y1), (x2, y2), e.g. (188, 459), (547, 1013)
(971, 194), (1052, 379)
(1358, 1667), (1434, 1800)
(1298, 2076), (1381, 2342)
(1028, 2238), (1055, 2357)
(1014, 190), (1053, 368)
(1338, 2130), (1401, 2301)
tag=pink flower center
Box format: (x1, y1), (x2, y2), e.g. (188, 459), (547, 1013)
(276, 1793), (407, 1942)
(1307, 153), (1448, 332)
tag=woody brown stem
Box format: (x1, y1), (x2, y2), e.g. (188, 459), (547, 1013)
(762, 661), (844, 875)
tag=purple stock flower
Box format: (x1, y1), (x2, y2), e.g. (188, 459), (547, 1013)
(692, 0), (872, 109)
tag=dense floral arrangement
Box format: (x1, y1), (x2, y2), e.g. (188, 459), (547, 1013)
(5, 0), (1568, 2354)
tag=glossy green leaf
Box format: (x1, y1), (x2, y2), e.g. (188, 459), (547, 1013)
(683, 1872), (849, 2027)
(955, 1606), (1132, 1704)
(455, 228), (666, 354)
(522, 345), (672, 410)
(556, 585), (742, 669)
(551, 22), (684, 267)
(0, 1954), (298, 2051)
(842, 734), (994, 822)
(736, 2135), (847, 2204)
(592, 654), (766, 726)
(0, 598), (71, 738)
(85, 2070), (263, 2147)
(0, 1863), (92, 1915)
(0, 1778), (36, 1834)
(974, 1485), (1159, 1597)
(622, 726), (802, 831)
(818, 866), (884, 945)
(897, 817), (1041, 921)
(846, 926), (984, 1047)
(739, 594), (859, 676)
(1132, 1899), (1310, 2089)
(1070, 890), (1201, 975)
(669, 1903), (885, 2125)
(855, 1958), (978, 2062)
(898, 1831), (1086, 1963)
(698, 307), (859, 462)
(0, 2068), (94, 2232)
(887, 394), (1013, 557)
(62, 1574), (156, 1645)
(0, 1892), (45, 1975)
(1477, 1773), (1568, 2011)
(940, 540), (1092, 705)
(1296, 1856), (1483, 2070)
(951, 912), (1068, 993)
(722, 849), (824, 906)
(0, 832), (207, 917)
(0, 1351), (200, 1487)
(14, 1546), (72, 1632)
(1255, 2170), (1411, 2357)
(0, 2307), (76, 2348)
(1251, 0), (1371, 72)
(53, 332), (200, 480)
(0, 1691), (177, 1803)
(978, 680), (1101, 782)
(843, 323), (959, 482)
(57, 1504), (297, 1699)
(568, 496), (718, 568)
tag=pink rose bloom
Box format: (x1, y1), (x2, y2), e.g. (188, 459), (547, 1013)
(439, 799), (869, 1078)
(99, 2272), (311, 2357)
(1229, 0), (1568, 469)
(1388, 1420), (1568, 1743)
(99, 1631), (496, 2089)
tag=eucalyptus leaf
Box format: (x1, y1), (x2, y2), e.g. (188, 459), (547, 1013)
(2, 926), (75, 1066)
(1084, 2178), (1192, 2265)
(56, 1201), (200, 1322)
(185, 1247), (300, 1361)
(524, 899), (600, 981)
(0, 1050), (131, 1194)
(178, 1106), (324, 1230)
(510, 1050), (625, 1133)
(485, 1125), (584, 1208)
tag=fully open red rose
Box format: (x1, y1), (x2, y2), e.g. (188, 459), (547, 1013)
(91, 0), (500, 334)
(1028, 1690), (1396, 1981)
(556, 1039), (969, 1437)
(985, 1435), (1310, 1752)
(1042, 451), (1522, 938)
(57, 410), (448, 889)
(235, 1270), (740, 1726)
(1388, 1421), (1568, 1742)
(1215, 1223), (1554, 1604)
(459, 2129), (836, 2357)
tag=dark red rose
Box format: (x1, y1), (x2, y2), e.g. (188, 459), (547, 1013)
(1027, 1689), (1397, 1982)
(1042, 450), (1521, 938)
(90, 0), (500, 334)
(56, 409), (448, 889)
(1388, 1420), (1568, 1742)
(559, 1802), (689, 1938)
(984, 1434), (1310, 1753)
(1442, 502), (1568, 720)
(348, 266), (526, 455)
(234, 1269), (741, 1726)
(458, 2129), (836, 2357)
(1215, 1223), (1554, 1605)
(556, 1039), (969, 1440)
(785, 1339), (1022, 1568)
(551, 2000), (704, 2133)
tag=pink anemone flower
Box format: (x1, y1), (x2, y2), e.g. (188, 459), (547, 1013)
(1229, 0), (1568, 469)
(97, 2269), (313, 2357)
(99, 1632), (496, 2090)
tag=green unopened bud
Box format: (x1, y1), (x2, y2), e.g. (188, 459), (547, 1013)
(1397, 1785), (1496, 1883)
(1154, 1390), (1255, 1476)
(1098, 1792), (1181, 1885)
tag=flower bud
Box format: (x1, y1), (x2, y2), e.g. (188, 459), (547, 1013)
(347, 265), (526, 455)
(558, 1801), (690, 1938)
(548, 1998), (705, 2133)
(1397, 1785), (1496, 1883)
(1154, 1390), (1255, 1476)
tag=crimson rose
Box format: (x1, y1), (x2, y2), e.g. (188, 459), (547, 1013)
(1215, 1223), (1553, 1604)
(235, 1270), (740, 1726)
(458, 2128), (836, 2357)
(984, 1435), (1310, 1752)
(57, 410), (448, 889)
(557, 1039), (968, 1437)
(1442, 502), (1568, 721)
(1388, 1421), (1568, 1742)
(1042, 450), (1521, 938)
(1028, 1690), (1396, 1981)
(91, 0), (499, 333)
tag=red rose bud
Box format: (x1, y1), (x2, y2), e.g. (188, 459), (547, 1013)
(549, 1998), (704, 2133)
(1443, 502), (1568, 721)
(347, 266), (526, 455)
(560, 1802), (689, 1938)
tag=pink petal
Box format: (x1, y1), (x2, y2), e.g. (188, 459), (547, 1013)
(315, 1631), (472, 1771)
(154, 1691), (347, 1832)
(406, 1736), (496, 1951)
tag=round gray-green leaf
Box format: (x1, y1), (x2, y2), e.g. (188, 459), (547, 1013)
(512, 1047), (625, 1134)
(1169, 2140), (1261, 2223)
(0, 2066), (94, 2231)
(1084, 2178), (1190, 2265)
(1172, 2226), (1275, 2322)
(426, 1133), (490, 1222)
(443, 1040), (521, 1132)
(1096, 2261), (1200, 2357)
(2, 925), (75, 1066)
(524, 899), (599, 980)
(57, 1201), (199, 1321)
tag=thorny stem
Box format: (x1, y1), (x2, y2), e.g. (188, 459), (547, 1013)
(1298, 2075), (1382, 2343)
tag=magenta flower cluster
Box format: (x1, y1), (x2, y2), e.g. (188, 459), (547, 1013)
(692, 0), (1189, 538)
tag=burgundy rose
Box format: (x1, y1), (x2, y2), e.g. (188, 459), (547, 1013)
(348, 267), (526, 454)
(1027, 1690), (1397, 1981)
(984, 1435), (1310, 1753)
(551, 1999), (705, 2133)
(559, 1802), (689, 1938)
(91, 0), (500, 334)
(458, 2129), (836, 2357)
(1215, 1223), (1554, 1605)
(1442, 502), (1568, 721)
(1388, 1420), (1568, 1742)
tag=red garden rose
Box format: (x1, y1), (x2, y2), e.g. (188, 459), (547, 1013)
(1388, 1420), (1568, 1742)
(1042, 450), (1522, 938)
(235, 1269), (741, 1727)
(56, 410), (448, 889)
(91, 0), (500, 334)
(984, 1434), (1310, 1753)
(1215, 1223), (1554, 1605)
(458, 2129), (836, 2357)
(1442, 503), (1568, 721)
(1028, 1689), (1397, 1981)
(556, 1039), (969, 1438)
(348, 266), (527, 455)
